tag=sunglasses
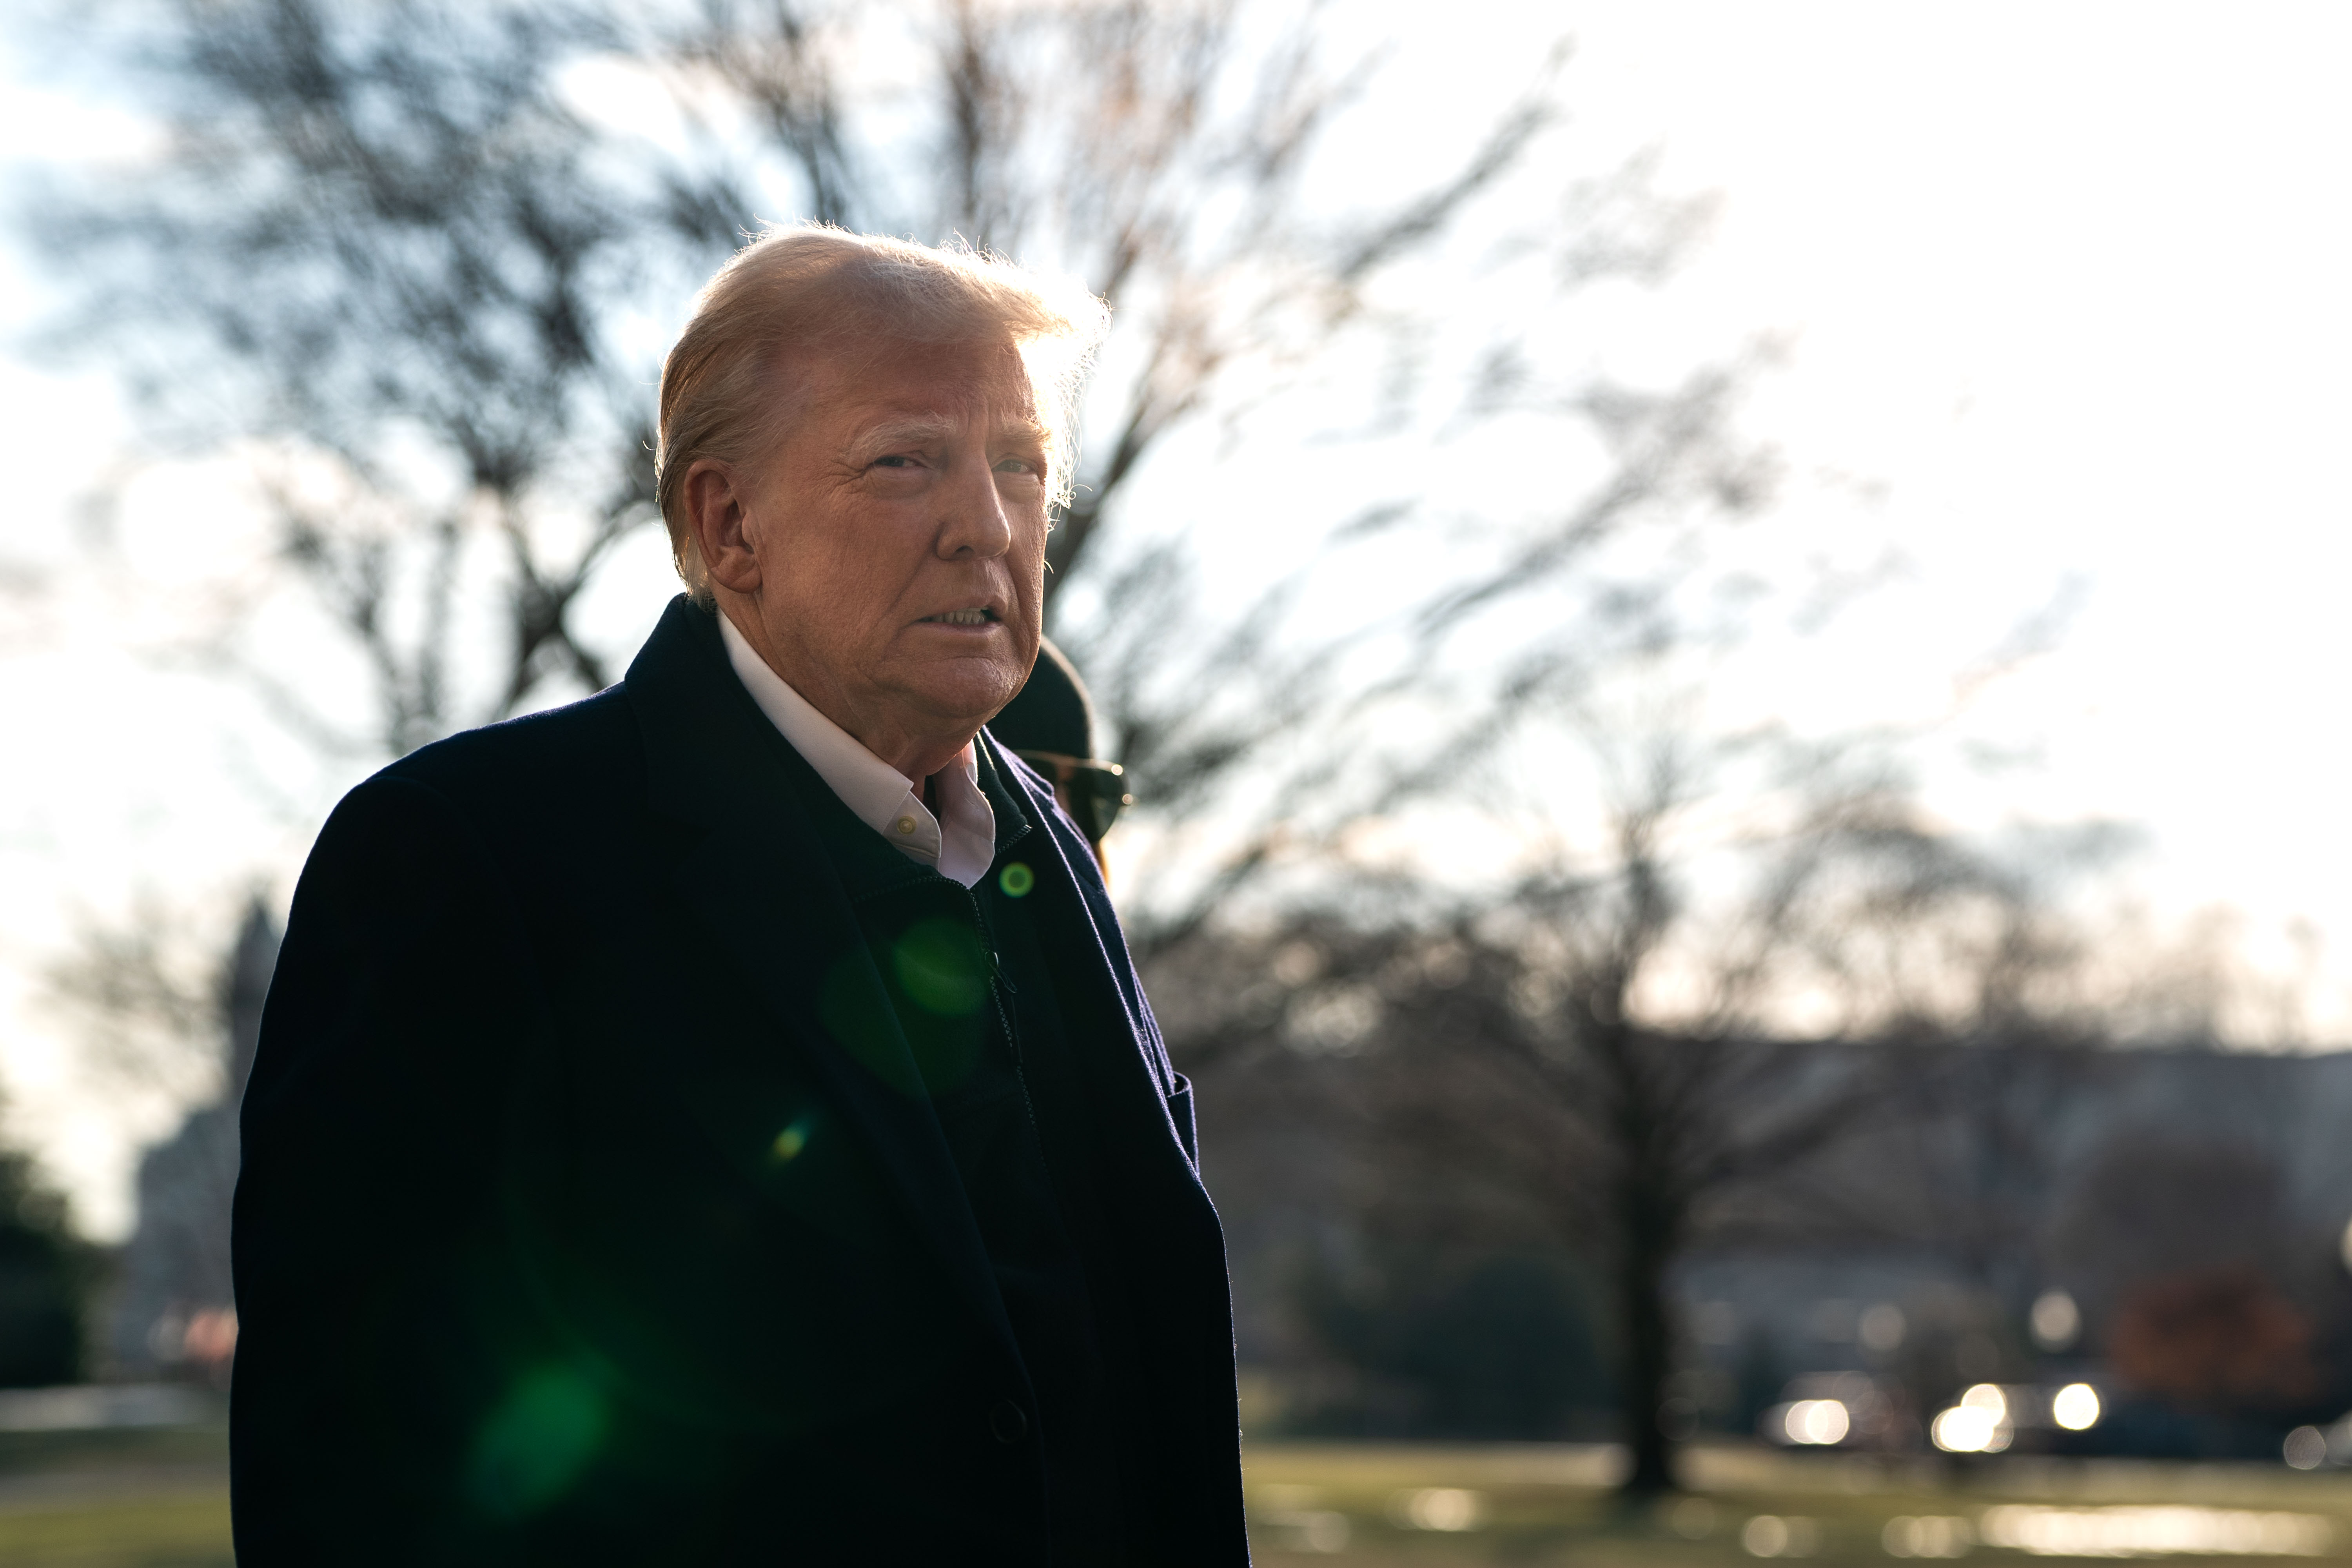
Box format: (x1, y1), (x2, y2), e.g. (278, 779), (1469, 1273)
(1013, 750), (1133, 842)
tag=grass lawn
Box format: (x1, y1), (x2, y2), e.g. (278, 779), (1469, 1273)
(1244, 1442), (2352, 1565)
(7, 1424), (2352, 1564)
(0, 1422), (232, 1568)
(0, 1491), (232, 1568)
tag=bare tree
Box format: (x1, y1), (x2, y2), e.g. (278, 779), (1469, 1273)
(31, 0), (686, 757)
(24, 0), (1744, 891)
(1396, 738), (1977, 1492)
(31, 0), (1743, 834)
(1147, 657), (2154, 1490)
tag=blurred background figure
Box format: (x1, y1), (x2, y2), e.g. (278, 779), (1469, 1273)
(988, 637), (1131, 872)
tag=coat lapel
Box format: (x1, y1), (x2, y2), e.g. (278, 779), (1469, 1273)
(624, 599), (1014, 1348)
(976, 732), (1201, 1180)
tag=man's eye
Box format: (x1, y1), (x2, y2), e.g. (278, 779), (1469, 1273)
(995, 458), (1038, 476)
(872, 454), (916, 469)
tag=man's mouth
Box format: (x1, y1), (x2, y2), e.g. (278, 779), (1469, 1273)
(923, 608), (996, 626)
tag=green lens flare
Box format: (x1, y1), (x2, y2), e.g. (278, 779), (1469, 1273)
(998, 862), (1035, 898)
(467, 1366), (608, 1521)
(771, 1114), (813, 1163)
(891, 918), (989, 1016)
(818, 954), (923, 1093)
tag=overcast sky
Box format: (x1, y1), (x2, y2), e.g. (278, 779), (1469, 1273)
(5, 1), (2350, 1236)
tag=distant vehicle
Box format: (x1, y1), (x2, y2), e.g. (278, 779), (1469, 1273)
(1760, 1373), (1915, 1450)
(1761, 1374), (2105, 1453)
(1927, 1382), (2103, 1454)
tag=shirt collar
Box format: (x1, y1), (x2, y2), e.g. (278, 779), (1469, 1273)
(718, 613), (998, 889)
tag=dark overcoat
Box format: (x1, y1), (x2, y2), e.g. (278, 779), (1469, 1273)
(230, 597), (1247, 1565)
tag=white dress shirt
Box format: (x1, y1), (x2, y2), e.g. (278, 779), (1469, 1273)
(719, 613), (998, 889)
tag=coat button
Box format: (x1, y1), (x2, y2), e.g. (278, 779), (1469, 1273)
(988, 1399), (1029, 1445)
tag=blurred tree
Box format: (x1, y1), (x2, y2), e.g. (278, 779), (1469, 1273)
(1291, 1243), (1606, 1439)
(1355, 739), (1977, 1493)
(0, 1132), (98, 1387)
(2053, 1135), (2303, 1335)
(2109, 1264), (2319, 1418)
(1155, 701), (2151, 1490)
(31, 0), (683, 756)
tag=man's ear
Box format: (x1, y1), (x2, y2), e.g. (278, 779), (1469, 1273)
(684, 459), (762, 595)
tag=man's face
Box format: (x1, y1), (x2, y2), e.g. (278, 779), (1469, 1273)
(733, 333), (1050, 754)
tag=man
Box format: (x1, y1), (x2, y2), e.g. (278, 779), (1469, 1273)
(231, 227), (1247, 1566)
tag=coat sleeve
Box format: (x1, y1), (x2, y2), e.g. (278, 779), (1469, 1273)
(230, 773), (548, 1565)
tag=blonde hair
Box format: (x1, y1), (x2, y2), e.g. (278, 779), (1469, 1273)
(655, 225), (1109, 604)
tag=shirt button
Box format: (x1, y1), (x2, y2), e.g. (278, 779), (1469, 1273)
(895, 816), (917, 835)
(988, 1399), (1029, 1445)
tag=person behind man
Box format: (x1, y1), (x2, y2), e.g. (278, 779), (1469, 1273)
(987, 637), (1132, 873)
(230, 227), (1245, 1565)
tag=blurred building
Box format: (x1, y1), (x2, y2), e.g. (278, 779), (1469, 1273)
(1668, 1044), (2352, 1457)
(105, 901), (277, 1385)
(1192, 1017), (2352, 1452)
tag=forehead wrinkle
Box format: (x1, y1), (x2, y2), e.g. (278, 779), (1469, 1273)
(851, 414), (958, 451)
(848, 408), (1053, 453)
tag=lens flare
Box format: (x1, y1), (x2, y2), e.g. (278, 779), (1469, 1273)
(892, 918), (990, 1015)
(467, 1367), (608, 1521)
(770, 1114), (813, 1163)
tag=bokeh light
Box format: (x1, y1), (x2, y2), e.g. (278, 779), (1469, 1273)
(1779, 1399), (1850, 1446)
(1397, 1487), (1483, 1532)
(2029, 1289), (2081, 1352)
(1740, 1514), (1820, 1558)
(1884, 1515), (1974, 1559)
(1930, 1388), (2013, 1455)
(1979, 1505), (2332, 1557)
(2052, 1383), (2101, 1432)
(2284, 1426), (2328, 1471)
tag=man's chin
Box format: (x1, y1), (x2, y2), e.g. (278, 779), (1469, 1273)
(892, 664), (1023, 740)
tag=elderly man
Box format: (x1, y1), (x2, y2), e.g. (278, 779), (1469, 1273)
(231, 229), (1246, 1566)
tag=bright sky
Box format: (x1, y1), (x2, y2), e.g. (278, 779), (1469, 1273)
(1572, 4), (2352, 1008)
(4, 1), (2351, 1235)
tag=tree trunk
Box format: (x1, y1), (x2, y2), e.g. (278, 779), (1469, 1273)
(1616, 1171), (1680, 1496)
(1588, 997), (1683, 1499)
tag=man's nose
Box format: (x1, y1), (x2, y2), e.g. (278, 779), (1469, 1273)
(935, 450), (1014, 560)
